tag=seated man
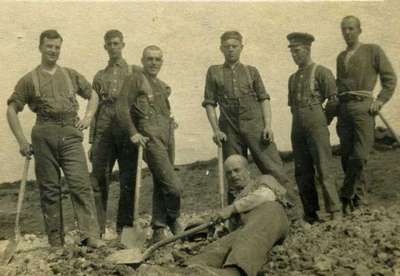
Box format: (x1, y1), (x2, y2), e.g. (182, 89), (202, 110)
(187, 154), (290, 276)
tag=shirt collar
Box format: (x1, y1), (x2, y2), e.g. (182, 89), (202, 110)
(223, 61), (241, 70)
(108, 57), (127, 68)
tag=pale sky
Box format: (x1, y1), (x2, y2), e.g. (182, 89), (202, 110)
(0, 0), (399, 182)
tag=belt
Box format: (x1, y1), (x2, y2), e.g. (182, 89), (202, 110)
(36, 113), (78, 126)
(338, 90), (373, 102)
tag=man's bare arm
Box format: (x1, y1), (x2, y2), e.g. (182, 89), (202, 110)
(76, 91), (99, 131)
(205, 105), (226, 147)
(260, 100), (274, 143)
(6, 103), (32, 157)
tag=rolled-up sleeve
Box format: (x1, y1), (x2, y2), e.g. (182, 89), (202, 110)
(115, 74), (139, 137)
(7, 75), (34, 112)
(251, 66), (270, 101)
(234, 187), (276, 213)
(202, 67), (218, 108)
(374, 45), (397, 103)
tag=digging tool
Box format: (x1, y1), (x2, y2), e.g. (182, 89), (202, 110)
(106, 220), (216, 265)
(1, 157), (30, 265)
(217, 146), (226, 208)
(378, 111), (400, 145)
(120, 145), (146, 249)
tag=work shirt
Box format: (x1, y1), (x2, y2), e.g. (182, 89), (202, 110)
(202, 63), (269, 124)
(336, 43), (397, 103)
(288, 63), (337, 108)
(7, 66), (91, 118)
(116, 71), (172, 137)
(92, 58), (133, 101)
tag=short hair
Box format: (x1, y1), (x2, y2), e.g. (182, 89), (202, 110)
(224, 154), (249, 169)
(39, 30), (63, 46)
(341, 15), (361, 29)
(220, 31), (243, 43)
(104, 29), (124, 42)
(142, 45), (162, 58)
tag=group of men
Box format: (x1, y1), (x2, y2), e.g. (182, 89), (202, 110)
(6, 14), (396, 275)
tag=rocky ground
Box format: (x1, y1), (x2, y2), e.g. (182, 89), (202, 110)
(0, 128), (399, 276)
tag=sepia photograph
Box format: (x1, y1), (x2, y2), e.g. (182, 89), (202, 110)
(0, 0), (399, 275)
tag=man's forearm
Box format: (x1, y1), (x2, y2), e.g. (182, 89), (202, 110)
(260, 100), (272, 129)
(83, 92), (99, 120)
(6, 104), (28, 146)
(205, 105), (220, 133)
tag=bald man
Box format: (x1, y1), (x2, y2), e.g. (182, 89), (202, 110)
(116, 45), (181, 243)
(336, 16), (397, 213)
(187, 155), (290, 276)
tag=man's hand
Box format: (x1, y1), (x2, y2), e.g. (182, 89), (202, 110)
(19, 141), (33, 158)
(261, 127), (274, 144)
(75, 116), (91, 131)
(369, 99), (384, 115)
(211, 206), (235, 223)
(212, 130), (227, 147)
(130, 133), (149, 148)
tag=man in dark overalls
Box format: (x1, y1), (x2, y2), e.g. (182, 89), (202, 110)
(287, 32), (342, 223)
(89, 30), (139, 236)
(336, 16), (397, 213)
(116, 45), (181, 243)
(6, 30), (104, 248)
(202, 31), (300, 211)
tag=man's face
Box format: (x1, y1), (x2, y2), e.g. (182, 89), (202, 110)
(341, 18), (361, 47)
(225, 160), (250, 193)
(104, 36), (124, 59)
(142, 49), (163, 77)
(39, 37), (62, 65)
(290, 45), (309, 67)
(220, 39), (243, 64)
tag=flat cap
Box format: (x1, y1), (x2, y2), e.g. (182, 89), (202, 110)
(287, 32), (315, 47)
(221, 31), (243, 43)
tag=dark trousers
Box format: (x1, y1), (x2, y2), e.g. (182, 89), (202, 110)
(291, 105), (341, 215)
(188, 201), (289, 276)
(139, 117), (181, 228)
(90, 127), (137, 234)
(337, 99), (374, 202)
(31, 123), (99, 246)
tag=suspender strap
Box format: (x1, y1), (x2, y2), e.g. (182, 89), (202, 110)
(31, 67), (41, 97)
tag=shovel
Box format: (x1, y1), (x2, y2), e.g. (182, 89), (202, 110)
(378, 111), (400, 145)
(120, 145), (146, 249)
(1, 157), (30, 265)
(106, 220), (216, 265)
(217, 146), (226, 208)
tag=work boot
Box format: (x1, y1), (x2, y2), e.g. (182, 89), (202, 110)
(151, 228), (167, 244)
(341, 198), (354, 216)
(81, 237), (106, 248)
(168, 218), (184, 235)
(330, 211), (343, 221)
(303, 212), (323, 225)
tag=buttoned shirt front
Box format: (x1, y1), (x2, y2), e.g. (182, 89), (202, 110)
(92, 58), (131, 101)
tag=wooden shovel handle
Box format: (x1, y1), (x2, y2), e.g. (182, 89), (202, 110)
(142, 221), (216, 260)
(378, 112), (400, 145)
(218, 147), (225, 208)
(15, 157), (30, 239)
(133, 145), (143, 221)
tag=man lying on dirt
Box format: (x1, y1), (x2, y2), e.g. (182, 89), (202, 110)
(186, 154), (291, 276)
(6, 30), (104, 248)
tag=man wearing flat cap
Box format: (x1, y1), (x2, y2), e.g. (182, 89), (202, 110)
(202, 31), (300, 210)
(336, 16), (397, 213)
(287, 32), (342, 223)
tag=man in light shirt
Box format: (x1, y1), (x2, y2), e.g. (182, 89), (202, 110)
(187, 154), (290, 276)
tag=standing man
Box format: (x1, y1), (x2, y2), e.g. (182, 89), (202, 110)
(89, 30), (139, 236)
(6, 30), (104, 248)
(336, 16), (397, 213)
(287, 32), (342, 223)
(202, 31), (298, 207)
(116, 45), (182, 243)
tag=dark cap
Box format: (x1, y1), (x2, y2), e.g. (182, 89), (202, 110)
(287, 32), (315, 48)
(221, 31), (243, 43)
